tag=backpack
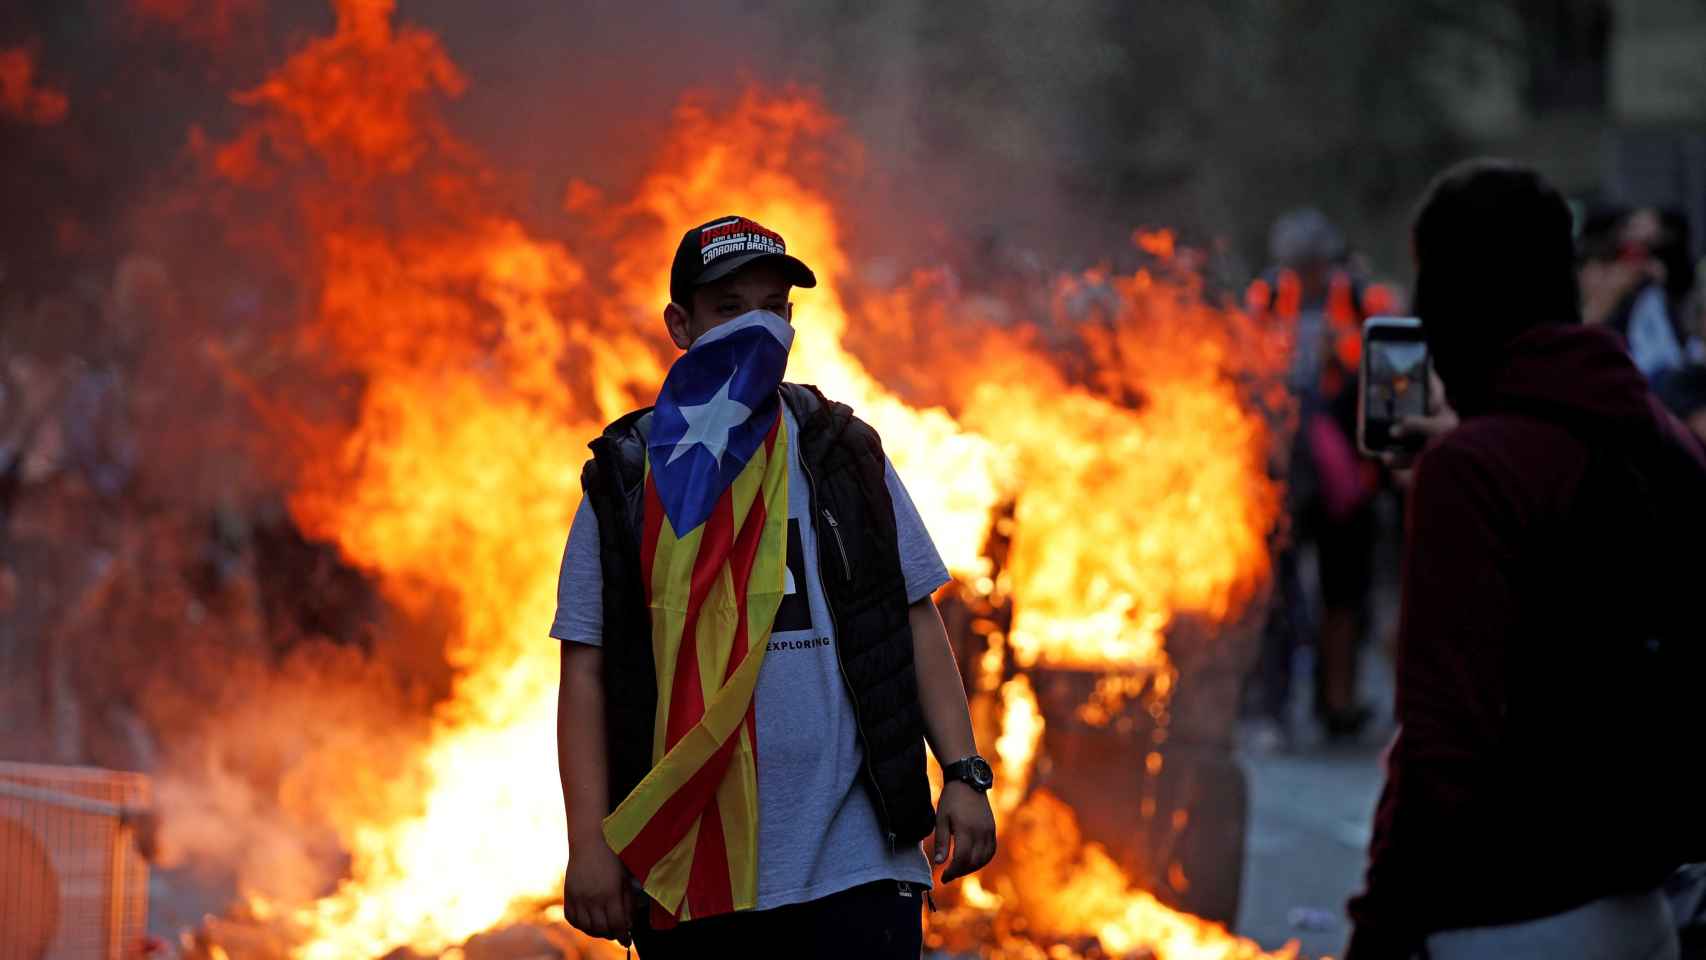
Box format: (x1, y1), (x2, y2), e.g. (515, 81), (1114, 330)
(1506, 403), (1706, 866)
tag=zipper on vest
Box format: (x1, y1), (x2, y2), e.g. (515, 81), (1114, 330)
(821, 508), (852, 581)
(801, 452), (898, 853)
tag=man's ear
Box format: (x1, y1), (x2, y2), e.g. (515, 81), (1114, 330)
(664, 302), (694, 350)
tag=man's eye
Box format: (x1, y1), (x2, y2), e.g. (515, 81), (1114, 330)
(719, 304), (743, 316)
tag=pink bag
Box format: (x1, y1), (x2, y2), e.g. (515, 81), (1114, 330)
(1308, 412), (1375, 520)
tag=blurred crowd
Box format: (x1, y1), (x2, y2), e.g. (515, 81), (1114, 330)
(1241, 199), (1706, 751)
(1, 266), (158, 765)
(1230, 167), (1706, 957)
(1579, 205), (1706, 436)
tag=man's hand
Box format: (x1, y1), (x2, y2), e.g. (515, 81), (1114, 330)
(931, 781), (997, 883)
(1379, 370), (1458, 474)
(563, 832), (634, 945)
(1379, 411), (1459, 471)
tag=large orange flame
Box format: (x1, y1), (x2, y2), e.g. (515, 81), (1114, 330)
(187, 2), (1296, 957)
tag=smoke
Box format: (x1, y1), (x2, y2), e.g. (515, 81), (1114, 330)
(0, 45), (68, 125)
(145, 640), (434, 905)
(126, 0), (267, 48)
(398, 1), (1164, 274)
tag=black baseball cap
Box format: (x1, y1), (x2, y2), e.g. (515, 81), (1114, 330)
(669, 215), (817, 308)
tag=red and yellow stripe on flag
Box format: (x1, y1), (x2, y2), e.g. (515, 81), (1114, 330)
(602, 413), (788, 922)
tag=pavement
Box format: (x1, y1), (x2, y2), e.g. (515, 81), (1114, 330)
(1234, 738), (1387, 958)
(1232, 647), (1397, 960)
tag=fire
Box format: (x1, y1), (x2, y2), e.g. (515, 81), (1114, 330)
(982, 264), (1282, 673)
(953, 793), (1297, 960)
(992, 677), (1043, 817)
(175, 1), (1296, 957)
(193, 3), (616, 954)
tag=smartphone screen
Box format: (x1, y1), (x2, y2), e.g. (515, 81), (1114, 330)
(1359, 317), (1430, 456)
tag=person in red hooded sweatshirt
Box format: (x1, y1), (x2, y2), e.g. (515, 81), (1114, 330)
(1345, 159), (1706, 960)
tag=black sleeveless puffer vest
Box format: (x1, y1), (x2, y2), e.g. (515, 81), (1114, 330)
(579, 382), (936, 850)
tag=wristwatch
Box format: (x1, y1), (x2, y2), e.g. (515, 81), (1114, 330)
(943, 755), (994, 793)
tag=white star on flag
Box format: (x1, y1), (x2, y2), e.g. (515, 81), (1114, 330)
(666, 372), (752, 467)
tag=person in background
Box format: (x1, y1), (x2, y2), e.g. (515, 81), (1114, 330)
(1580, 205), (1702, 379)
(1244, 209), (1393, 745)
(1346, 159), (1706, 960)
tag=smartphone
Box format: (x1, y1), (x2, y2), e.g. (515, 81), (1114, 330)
(1358, 316), (1431, 457)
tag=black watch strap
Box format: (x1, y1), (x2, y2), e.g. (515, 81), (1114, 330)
(943, 755), (994, 792)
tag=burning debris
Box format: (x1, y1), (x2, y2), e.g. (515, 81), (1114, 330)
(6, 1), (1303, 957)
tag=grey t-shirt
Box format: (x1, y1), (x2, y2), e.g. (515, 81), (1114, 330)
(551, 404), (949, 909)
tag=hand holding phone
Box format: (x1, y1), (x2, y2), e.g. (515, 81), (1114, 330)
(1358, 317), (1433, 458)
(1384, 380), (1458, 472)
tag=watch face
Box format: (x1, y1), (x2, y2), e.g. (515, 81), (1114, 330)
(970, 756), (994, 789)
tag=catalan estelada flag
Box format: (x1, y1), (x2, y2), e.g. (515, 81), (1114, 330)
(602, 310), (793, 923)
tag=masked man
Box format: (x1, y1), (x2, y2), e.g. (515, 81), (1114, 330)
(554, 216), (997, 958)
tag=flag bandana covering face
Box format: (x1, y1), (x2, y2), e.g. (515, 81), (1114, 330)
(602, 309), (793, 923)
